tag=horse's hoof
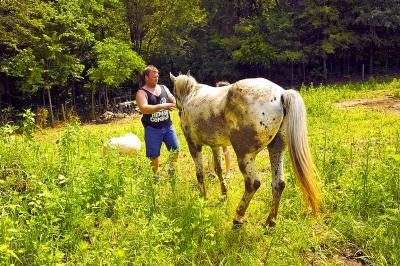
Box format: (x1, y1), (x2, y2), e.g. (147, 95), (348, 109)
(153, 175), (162, 182)
(232, 216), (247, 228)
(168, 168), (177, 177)
(225, 173), (231, 181)
(232, 219), (245, 229)
(219, 194), (227, 202)
(207, 172), (216, 179)
(264, 219), (276, 227)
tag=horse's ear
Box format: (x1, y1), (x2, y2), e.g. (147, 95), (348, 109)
(187, 70), (191, 76)
(169, 72), (176, 81)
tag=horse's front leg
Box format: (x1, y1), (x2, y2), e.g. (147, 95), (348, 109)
(211, 147), (227, 196)
(233, 153), (259, 225)
(187, 141), (206, 199)
(265, 134), (286, 227)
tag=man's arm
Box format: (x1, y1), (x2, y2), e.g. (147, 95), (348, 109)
(164, 86), (176, 104)
(135, 89), (176, 114)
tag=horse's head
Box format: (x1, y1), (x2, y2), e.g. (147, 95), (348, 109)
(170, 71), (198, 108)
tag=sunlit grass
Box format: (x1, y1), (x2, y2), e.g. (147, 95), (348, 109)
(1, 78), (400, 264)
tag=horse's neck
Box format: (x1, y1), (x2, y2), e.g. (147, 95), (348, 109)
(180, 82), (198, 99)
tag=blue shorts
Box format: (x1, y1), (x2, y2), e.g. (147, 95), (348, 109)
(144, 125), (179, 158)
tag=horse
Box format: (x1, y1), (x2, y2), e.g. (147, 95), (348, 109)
(169, 72), (320, 226)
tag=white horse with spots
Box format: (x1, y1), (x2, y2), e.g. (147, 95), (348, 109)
(170, 72), (320, 226)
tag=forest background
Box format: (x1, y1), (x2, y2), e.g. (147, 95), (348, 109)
(1, 0), (400, 123)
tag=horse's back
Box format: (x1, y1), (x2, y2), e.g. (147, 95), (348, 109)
(227, 78), (284, 114)
(233, 78), (284, 96)
(225, 78), (285, 149)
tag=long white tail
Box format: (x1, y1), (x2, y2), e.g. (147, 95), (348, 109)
(282, 90), (320, 216)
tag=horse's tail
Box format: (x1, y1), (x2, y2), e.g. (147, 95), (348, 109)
(282, 90), (320, 217)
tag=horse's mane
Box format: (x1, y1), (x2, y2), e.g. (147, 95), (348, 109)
(182, 74), (198, 86)
(175, 74), (198, 98)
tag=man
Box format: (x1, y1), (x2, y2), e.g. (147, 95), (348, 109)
(135, 65), (179, 180)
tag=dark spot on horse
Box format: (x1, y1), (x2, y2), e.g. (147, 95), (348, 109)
(274, 97), (276, 101)
(262, 112), (265, 115)
(270, 99), (273, 102)
(238, 160), (246, 172)
(275, 170), (278, 175)
(230, 126), (264, 157)
(260, 121), (262, 125)
(245, 178), (252, 192)
(253, 179), (261, 190)
(283, 108), (286, 116)
(273, 118), (276, 121)
(268, 135), (272, 139)
(268, 133), (285, 153)
(196, 172), (204, 183)
(278, 181), (286, 191)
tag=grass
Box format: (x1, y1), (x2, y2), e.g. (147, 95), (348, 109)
(1, 78), (400, 265)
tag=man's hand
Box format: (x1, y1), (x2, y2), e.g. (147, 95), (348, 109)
(159, 103), (176, 111)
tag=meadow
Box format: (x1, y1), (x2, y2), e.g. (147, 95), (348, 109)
(1, 79), (400, 265)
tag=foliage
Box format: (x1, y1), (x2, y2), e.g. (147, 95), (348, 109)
(2, 0), (400, 117)
(20, 108), (36, 140)
(87, 38), (145, 89)
(0, 49), (45, 93)
(35, 107), (48, 129)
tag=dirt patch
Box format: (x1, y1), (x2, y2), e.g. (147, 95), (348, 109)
(335, 95), (400, 114)
(307, 248), (371, 266)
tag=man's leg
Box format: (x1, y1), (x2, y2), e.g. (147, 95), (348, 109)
(163, 125), (180, 175)
(150, 157), (159, 174)
(222, 146), (232, 180)
(144, 126), (163, 179)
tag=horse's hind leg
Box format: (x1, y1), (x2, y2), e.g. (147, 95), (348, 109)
(211, 147), (227, 195)
(265, 134), (286, 227)
(233, 153), (260, 225)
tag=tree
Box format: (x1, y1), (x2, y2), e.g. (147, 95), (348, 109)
(87, 37), (145, 117)
(123, 0), (206, 77)
(353, 0), (400, 75)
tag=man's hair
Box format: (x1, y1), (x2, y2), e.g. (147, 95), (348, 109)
(216, 81), (230, 87)
(143, 65), (159, 78)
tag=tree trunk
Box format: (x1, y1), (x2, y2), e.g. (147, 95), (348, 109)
(291, 61), (294, 86)
(43, 87), (46, 106)
(98, 90), (102, 111)
(302, 61), (306, 82)
(105, 87), (109, 110)
(61, 103), (66, 121)
(91, 90), (95, 120)
(369, 45), (373, 75)
(362, 64), (365, 81)
(323, 55), (327, 80)
(0, 73), (11, 107)
(47, 88), (54, 126)
(0, 73), (5, 109)
(72, 79), (76, 109)
(385, 49), (389, 72)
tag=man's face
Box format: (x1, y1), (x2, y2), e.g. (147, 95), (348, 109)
(145, 70), (159, 86)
